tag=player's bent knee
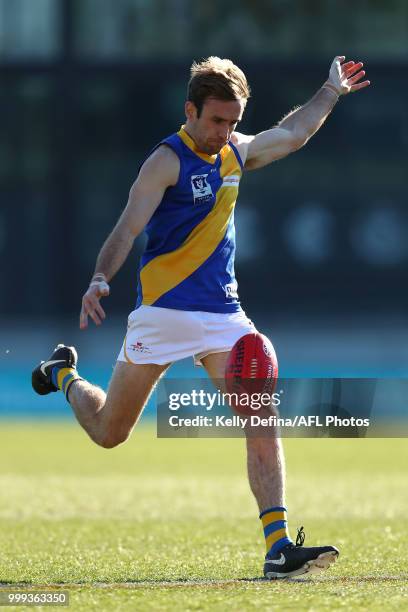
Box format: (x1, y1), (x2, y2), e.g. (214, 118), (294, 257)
(98, 429), (131, 449)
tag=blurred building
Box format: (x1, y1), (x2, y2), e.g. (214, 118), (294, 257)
(1, 0), (407, 320)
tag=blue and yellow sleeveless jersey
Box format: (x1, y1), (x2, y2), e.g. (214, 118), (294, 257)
(135, 126), (244, 313)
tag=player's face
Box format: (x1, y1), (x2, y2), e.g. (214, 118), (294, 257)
(185, 98), (245, 154)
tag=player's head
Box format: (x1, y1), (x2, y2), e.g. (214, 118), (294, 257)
(185, 57), (251, 154)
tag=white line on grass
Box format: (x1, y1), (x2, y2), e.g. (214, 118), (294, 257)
(1, 576), (407, 589)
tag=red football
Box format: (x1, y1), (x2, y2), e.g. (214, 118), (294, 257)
(225, 332), (278, 416)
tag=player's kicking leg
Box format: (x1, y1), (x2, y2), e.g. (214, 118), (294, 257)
(32, 344), (168, 448)
(201, 350), (339, 579)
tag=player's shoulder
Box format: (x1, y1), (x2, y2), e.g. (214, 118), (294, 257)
(230, 131), (255, 167)
(139, 144), (180, 187)
(143, 143), (179, 168)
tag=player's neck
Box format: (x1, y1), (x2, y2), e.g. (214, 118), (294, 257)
(182, 124), (201, 149)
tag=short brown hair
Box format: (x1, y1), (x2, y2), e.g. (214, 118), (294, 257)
(187, 56), (251, 117)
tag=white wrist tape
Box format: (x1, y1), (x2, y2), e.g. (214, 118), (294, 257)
(327, 56), (349, 95)
(89, 280), (110, 294)
(322, 83), (340, 100)
(91, 273), (107, 282)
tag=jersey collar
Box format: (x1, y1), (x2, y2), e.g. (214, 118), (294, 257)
(178, 125), (221, 164)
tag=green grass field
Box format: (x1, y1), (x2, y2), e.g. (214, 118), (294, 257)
(0, 423), (407, 611)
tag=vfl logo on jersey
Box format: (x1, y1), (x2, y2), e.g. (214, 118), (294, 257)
(191, 174), (213, 204)
(225, 282), (238, 299)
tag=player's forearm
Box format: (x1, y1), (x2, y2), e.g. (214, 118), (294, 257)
(279, 87), (338, 146)
(93, 224), (135, 282)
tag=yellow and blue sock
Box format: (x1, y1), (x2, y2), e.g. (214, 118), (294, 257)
(260, 506), (292, 556)
(51, 366), (82, 401)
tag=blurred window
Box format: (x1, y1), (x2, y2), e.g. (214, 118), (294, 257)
(74, 0), (189, 59)
(74, 0), (408, 59)
(0, 0), (60, 59)
(0, 76), (53, 183)
(351, 206), (408, 266)
(284, 203), (334, 266)
(235, 205), (265, 263)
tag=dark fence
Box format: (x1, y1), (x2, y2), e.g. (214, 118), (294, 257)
(1, 59), (407, 318)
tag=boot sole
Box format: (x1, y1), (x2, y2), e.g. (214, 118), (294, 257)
(265, 550), (339, 579)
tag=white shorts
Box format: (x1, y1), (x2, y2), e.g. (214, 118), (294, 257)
(117, 305), (256, 366)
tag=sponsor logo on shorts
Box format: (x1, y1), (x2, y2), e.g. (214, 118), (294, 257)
(191, 174), (213, 204)
(128, 341), (152, 354)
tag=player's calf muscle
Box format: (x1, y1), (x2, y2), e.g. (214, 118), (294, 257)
(69, 382), (131, 449)
(67, 364), (163, 448)
(68, 379), (109, 446)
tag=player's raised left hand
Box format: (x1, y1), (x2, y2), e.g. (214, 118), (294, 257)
(325, 56), (370, 96)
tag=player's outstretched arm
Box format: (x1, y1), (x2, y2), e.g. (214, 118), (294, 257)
(79, 145), (180, 329)
(241, 56), (370, 170)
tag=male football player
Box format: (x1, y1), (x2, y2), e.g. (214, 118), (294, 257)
(33, 56), (369, 578)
